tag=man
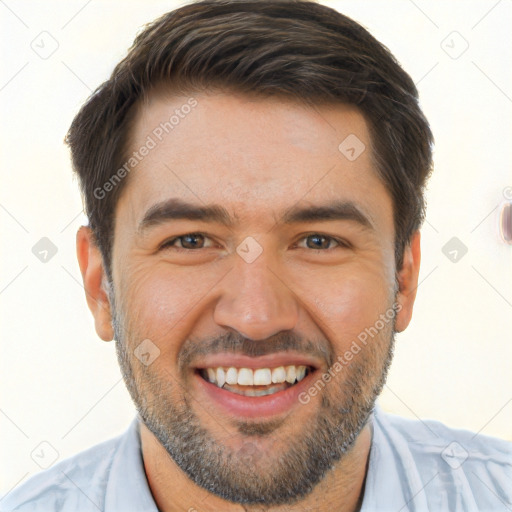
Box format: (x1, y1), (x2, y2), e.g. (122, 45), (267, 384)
(3, 1), (511, 511)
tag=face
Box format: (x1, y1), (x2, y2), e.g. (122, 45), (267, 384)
(85, 91), (418, 505)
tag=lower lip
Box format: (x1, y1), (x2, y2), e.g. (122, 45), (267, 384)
(194, 370), (317, 419)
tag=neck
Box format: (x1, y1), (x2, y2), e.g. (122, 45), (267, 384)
(140, 421), (373, 512)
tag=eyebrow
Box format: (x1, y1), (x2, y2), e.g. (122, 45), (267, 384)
(137, 198), (375, 234)
(281, 200), (375, 231)
(138, 199), (233, 234)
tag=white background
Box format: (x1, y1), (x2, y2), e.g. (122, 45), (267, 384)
(1, 0), (511, 496)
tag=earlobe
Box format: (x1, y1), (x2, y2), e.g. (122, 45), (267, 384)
(394, 231), (421, 333)
(76, 226), (114, 341)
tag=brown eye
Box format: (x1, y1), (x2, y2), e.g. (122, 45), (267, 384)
(160, 233), (211, 250)
(179, 233), (205, 249)
(303, 234), (342, 250)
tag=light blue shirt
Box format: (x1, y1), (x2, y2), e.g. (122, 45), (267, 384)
(2, 406), (511, 511)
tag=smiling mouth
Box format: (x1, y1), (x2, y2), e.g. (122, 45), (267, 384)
(198, 365), (313, 397)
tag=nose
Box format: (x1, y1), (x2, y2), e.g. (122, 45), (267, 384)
(213, 252), (299, 341)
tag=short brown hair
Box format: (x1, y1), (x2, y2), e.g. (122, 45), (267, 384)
(66, 0), (433, 276)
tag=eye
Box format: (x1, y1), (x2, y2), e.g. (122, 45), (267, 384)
(160, 233), (214, 251)
(297, 234), (349, 250)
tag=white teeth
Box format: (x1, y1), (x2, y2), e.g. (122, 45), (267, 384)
(202, 364), (311, 390)
(206, 368), (216, 383)
(253, 368), (272, 385)
(296, 365), (307, 382)
(226, 367), (238, 385)
(285, 365), (297, 384)
(237, 368), (253, 385)
(216, 367), (226, 387)
(271, 366), (286, 384)
(223, 383), (288, 397)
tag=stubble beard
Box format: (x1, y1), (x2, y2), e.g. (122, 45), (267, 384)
(112, 295), (397, 506)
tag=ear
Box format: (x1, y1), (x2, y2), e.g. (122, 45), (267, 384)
(394, 230), (421, 333)
(76, 226), (114, 341)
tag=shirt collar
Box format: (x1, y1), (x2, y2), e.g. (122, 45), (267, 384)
(104, 415), (159, 512)
(360, 405), (407, 511)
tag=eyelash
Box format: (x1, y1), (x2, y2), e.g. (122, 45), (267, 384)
(159, 233), (350, 252)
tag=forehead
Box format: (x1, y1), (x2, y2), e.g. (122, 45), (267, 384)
(118, 90), (393, 234)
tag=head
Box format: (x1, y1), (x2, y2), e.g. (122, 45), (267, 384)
(71, 0), (431, 506)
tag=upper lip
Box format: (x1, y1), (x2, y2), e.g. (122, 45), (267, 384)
(193, 352), (322, 371)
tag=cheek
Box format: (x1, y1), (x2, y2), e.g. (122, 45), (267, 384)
(303, 260), (394, 348)
(118, 262), (219, 351)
